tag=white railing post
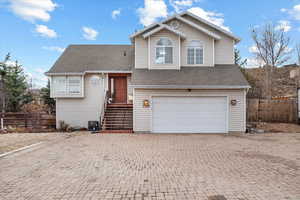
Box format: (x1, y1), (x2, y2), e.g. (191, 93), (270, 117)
(1, 117), (3, 130)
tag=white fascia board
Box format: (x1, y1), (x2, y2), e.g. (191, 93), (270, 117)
(142, 24), (186, 39)
(181, 11), (241, 42)
(45, 72), (84, 76)
(45, 70), (132, 76)
(130, 11), (241, 43)
(131, 85), (251, 89)
(130, 23), (160, 39)
(130, 13), (182, 39)
(175, 16), (221, 40)
(84, 70), (132, 74)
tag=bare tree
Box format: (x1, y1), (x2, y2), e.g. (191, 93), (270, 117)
(251, 23), (291, 67)
(251, 23), (291, 99)
(296, 43), (300, 66)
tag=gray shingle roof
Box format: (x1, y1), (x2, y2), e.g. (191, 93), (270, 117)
(47, 45), (134, 74)
(131, 65), (250, 89)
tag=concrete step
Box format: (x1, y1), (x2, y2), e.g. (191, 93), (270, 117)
(101, 130), (133, 133)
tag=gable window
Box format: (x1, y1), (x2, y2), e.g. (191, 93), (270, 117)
(187, 40), (204, 65)
(155, 38), (173, 64)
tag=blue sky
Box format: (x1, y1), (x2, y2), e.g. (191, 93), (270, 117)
(0, 0), (300, 88)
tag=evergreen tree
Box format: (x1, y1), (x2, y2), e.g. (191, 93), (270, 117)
(4, 60), (32, 112)
(0, 54), (11, 112)
(41, 79), (55, 113)
(234, 49), (247, 68)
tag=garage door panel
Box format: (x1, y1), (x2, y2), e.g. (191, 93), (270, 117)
(152, 97), (227, 133)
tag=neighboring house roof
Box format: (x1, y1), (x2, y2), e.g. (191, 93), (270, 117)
(131, 65), (250, 89)
(130, 11), (240, 42)
(142, 24), (186, 39)
(46, 45), (134, 74)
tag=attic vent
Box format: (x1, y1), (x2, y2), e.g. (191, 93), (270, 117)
(123, 51), (127, 56)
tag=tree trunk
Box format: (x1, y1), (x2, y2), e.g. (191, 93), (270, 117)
(264, 66), (272, 100)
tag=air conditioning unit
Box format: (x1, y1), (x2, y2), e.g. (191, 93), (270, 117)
(88, 121), (100, 131)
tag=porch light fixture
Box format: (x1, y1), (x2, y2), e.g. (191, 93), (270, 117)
(231, 100), (237, 106)
(143, 100), (150, 107)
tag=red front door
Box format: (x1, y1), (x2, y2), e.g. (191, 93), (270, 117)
(109, 76), (127, 103)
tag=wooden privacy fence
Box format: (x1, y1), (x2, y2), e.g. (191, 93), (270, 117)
(247, 98), (298, 123)
(0, 112), (56, 130)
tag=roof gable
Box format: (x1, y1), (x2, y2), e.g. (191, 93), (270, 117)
(130, 11), (240, 42)
(142, 24), (186, 39)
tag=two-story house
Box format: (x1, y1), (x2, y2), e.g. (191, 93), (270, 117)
(46, 11), (250, 134)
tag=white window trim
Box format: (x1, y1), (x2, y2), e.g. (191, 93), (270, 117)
(51, 75), (84, 98)
(186, 40), (205, 66)
(155, 37), (174, 65)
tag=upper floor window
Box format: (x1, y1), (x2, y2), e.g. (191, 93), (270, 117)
(155, 38), (173, 64)
(187, 40), (204, 65)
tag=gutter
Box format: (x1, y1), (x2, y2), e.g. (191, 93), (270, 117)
(45, 70), (133, 76)
(131, 85), (251, 89)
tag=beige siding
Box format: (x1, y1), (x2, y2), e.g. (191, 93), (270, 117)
(214, 36), (234, 64)
(166, 20), (214, 66)
(134, 16), (235, 68)
(149, 29), (180, 69)
(133, 89), (246, 133)
(56, 74), (107, 128)
(181, 15), (235, 65)
(135, 36), (148, 69)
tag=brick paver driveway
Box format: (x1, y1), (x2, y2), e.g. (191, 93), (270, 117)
(0, 133), (299, 200)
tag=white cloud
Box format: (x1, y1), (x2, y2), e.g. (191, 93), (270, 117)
(42, 46), (65, 53)
(9, 0), (57, 22)
(188, 7), (230, 31)
(283, 4), (300, 21)
(25, 69), (48, 88)
(284, 46), (293, 54)
(35, 24), (57, 38)
(34, 68), (46, 74)
(280, 8), (287, 13)
(170, 0), (202, 12)
(112, 9), (121, 19)
(137, 0), (168, 26)
(82, 26), (98, 40)
(275, 20), (291, 32)
(249, 45), (259, 54)
(245, 58), (264, 68)
(170, 0), (193, 12)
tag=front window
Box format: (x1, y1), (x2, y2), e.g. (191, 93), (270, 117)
(187, 40), (203, 65)
(52, 76), (83, 97)
(155, 38), (173, 64)
(68, 76), (81, 94)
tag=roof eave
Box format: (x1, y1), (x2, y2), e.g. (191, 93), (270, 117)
(142, 24), (186, 39)
(181, 11), (241, 42)
(130, 11), (241, 42)
(45, 70), (133, 76)
(131, 85), (251, 89)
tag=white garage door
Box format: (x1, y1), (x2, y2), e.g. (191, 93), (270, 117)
(152, 96), (228, 133)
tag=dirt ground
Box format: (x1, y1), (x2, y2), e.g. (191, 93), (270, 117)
(253, 122), (300, 133)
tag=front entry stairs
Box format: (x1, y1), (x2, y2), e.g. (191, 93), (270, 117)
(101, 104), (133, 133)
